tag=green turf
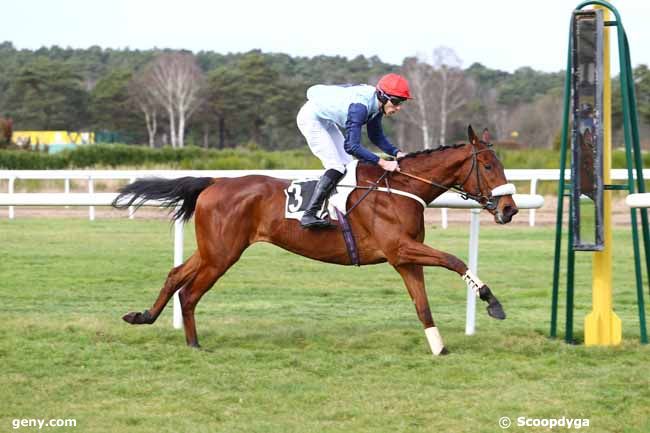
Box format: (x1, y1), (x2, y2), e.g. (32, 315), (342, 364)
(1, 219), (649, 433)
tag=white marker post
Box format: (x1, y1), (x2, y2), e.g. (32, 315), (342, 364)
(173, 217), (184, 329)
(465, 209), (480, 335)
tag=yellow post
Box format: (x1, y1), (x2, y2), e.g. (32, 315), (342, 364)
(585, 6), (622, 345)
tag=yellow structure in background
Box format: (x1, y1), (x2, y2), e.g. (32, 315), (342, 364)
(13, 131), (95, 146)
(584, 6), (622, 346)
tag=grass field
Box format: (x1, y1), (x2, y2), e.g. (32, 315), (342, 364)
(1, 218), (649, 433)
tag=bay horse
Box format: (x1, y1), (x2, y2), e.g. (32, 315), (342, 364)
(113, 126), (518, 356)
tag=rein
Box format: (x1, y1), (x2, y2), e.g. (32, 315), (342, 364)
(398, 144), (499, 210)
(345, 171), (389, 215)
(343, 143), (501, 215)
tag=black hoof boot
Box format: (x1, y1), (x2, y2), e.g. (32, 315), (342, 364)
(487, 301), (506, 320)
(479, 285), (506, 320)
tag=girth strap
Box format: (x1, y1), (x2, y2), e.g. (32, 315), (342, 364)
(334, 207), (360, 266)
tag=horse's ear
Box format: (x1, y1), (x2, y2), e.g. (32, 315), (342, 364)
(468, 125), (478, 144)
(482, 128), (491, 144)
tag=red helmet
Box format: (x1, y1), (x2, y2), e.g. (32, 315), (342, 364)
(377, 73), (412, 99)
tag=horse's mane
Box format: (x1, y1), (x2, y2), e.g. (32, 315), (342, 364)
(398, 143), (466, 160)
(355, 143), (467, 168)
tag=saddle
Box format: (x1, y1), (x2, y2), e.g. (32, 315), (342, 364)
(284, 161), (359, 221)
(284, 162), (360, 265)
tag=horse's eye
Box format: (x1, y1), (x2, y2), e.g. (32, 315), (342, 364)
(484, 164), (492, 170)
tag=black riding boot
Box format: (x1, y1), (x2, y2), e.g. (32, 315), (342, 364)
(300, 169), (344, 229)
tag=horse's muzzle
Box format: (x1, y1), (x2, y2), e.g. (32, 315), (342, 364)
(496, 202), (518, 224)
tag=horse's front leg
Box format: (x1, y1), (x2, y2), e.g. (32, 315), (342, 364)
(391, 240), (506, 321)
(394, 263), (448, 356)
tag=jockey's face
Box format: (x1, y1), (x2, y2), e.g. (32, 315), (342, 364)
(383, 100), (402, 116)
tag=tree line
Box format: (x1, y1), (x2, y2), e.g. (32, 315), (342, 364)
(0, 41), (648, 151)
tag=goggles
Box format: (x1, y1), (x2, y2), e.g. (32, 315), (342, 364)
(388, 96), (407, 106)
(377, 88), (407, 107)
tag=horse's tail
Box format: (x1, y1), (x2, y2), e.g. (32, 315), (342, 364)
(112, 177), (215, 223)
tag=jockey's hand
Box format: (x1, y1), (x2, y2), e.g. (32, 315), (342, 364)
(396, 151), (407, 159)
(378, 158), (400, 172)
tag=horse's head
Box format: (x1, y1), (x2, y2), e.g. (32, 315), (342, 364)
(457, 125), (518, 224)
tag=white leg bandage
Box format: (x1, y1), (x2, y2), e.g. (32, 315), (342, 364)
(425, 327), (445, 356)
(462, 270), (485, 297)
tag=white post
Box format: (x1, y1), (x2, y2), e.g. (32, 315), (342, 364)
(529, 178), (538, 227)
(441, 208), (448, 229)
(8, 176), (15, 219)
(465, 208), (481, 335)
(172, 217), (184, 329)
(128, 177), (136, 219)
(64, 178), (71, 209)
(88, 177), (95, 221)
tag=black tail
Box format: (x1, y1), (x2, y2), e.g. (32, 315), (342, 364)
(112, 177), (214, 223)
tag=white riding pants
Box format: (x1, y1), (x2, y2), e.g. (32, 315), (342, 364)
(296, 101), (352, 174)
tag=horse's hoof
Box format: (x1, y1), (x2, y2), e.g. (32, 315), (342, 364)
(187, 342), (201, 350)
(440, 347), (450, 355)
(487, 302), (506, 320)
(122, 311), (151, 325)
(122, 312), (139, 324)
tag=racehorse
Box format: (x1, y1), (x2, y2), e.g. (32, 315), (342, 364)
(112, 126), (518, 356)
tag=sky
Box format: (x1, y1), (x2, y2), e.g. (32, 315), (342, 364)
(3, 0), (649, 74)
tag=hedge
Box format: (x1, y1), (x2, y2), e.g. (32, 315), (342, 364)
(0, 144), (647, 170)
(0, 144), (322, 170)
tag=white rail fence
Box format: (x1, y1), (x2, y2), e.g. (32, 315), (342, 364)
(0, 170), (544, 336)
(626, 193), (650, 208)
(2, 169), (647, 226)
(0, 169), (322, 221)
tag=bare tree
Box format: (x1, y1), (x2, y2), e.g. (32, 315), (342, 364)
(129, 73), (159, 148)
(401, 57), (438, 149)
(399, 48), (473, 150)
(141, 52), (205, 148)
(483, 87), (509, 141)
(430, 47), (473, 146)
(507, 93), (563, 148)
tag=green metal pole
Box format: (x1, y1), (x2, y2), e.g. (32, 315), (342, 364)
(620, 30), (648, 343)
(566, 193), (576, 344)
(623, 33), (650, 294)
(551, 19), (575, 339)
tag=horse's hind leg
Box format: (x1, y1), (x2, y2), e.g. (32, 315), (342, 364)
(178, 261), (245, 348)
(176, 263), (222, 348)
(178, 238), (250, 348)
(123, 253), (201, 325)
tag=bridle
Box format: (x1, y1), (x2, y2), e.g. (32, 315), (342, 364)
(397, 142), (502, 211)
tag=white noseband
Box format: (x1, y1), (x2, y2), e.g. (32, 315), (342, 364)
(491, 183), (516, 197)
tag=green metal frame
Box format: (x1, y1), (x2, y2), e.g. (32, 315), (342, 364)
(551, 0), (649, 344)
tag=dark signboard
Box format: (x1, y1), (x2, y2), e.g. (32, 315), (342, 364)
(571, 9), (604, 251)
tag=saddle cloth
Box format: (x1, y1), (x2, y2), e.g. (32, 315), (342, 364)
(284, 161), (359, 221)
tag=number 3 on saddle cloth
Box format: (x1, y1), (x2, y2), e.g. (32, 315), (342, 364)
(284, 161), (362, 266)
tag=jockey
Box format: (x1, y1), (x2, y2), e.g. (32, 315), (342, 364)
(296, 73), (411, 229)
